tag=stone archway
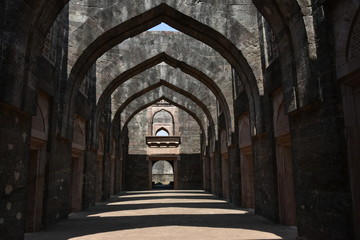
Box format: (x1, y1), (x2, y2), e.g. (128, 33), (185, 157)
(151, 160), (174, 189)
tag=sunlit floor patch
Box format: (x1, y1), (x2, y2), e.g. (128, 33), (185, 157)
(87, 207), (248, 217)
(25, 190), (296, 240)
(68, 226), (284, 240)
(108, 198), (227, 205)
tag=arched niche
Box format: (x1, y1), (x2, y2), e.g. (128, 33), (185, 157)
(238, 114), (252, 149)
(72, 117), (86, 152)
(31, 93), (50, 142)
(272, 89), (296, 226)
(152, 109), (174, 136)
(238, 113), (255, 209)
(273, 91), (290, 138)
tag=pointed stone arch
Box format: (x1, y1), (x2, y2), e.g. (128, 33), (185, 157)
(64, 3), (262, 142)
(112, 80), (215, 138)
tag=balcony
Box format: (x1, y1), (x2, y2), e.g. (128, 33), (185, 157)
(146, 136), (181, 147)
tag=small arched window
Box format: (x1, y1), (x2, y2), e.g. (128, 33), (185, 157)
(156, 128), (169, 136)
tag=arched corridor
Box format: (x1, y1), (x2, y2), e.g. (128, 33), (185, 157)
(0, 1), (360, 240)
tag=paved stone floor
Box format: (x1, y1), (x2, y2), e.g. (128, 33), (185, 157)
(25, 190), (297, 240)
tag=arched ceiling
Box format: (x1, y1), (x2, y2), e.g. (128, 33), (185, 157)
(65, 2), (264, 139)
(109, 65), (217, 125)
(8, 0), (309, 142)
(112, 80), (216, 142)
(96, 53), (230, 136)
(121, 87), (209, 133)
(12, 0), (308, 144)
(94, 31), (231, 106)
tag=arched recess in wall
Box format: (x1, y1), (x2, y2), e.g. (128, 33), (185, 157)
(152, 109), (174, 124)
(72, 117), (86, 149)
(238, 113), (255, 209)
(111, 81), (215, 145)
(63, 3), (262, 143)
(97, 54), (223, 142)
(70, 116), (86, 213)
(272, 90), (296, 226)
(152, 109), (174, 136)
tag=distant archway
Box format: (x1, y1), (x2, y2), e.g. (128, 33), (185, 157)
(152, 160), (174, 189)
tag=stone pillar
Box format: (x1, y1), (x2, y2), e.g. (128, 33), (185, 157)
(0, 103), (31, 240)
(228, 141), (241, 205)
(213, 141), (222, 197)
(252, 133), (279, 222)
(290, 103), (353, 240)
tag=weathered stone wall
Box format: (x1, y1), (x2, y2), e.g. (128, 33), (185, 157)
(0, 1), (359, 240)
(126, 105), (201, 190)
(177, 154), (202, 190)
(0, 104), (31, 239)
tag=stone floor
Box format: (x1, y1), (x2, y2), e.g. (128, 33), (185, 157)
(25, 190), (297, 240)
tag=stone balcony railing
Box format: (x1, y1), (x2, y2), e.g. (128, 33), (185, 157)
(145, 136), (181, 147)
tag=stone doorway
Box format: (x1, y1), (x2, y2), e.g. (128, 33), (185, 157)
(273, 90), (297, 226)
(152, 160), (174, 189)
(240, 146), (255, 209)
(25, 140), (46, 232)
(69, 152), (84, 213)
(276, 133), (297, 226)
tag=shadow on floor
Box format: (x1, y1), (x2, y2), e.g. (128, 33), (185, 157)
(25, 191), (297, 240)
